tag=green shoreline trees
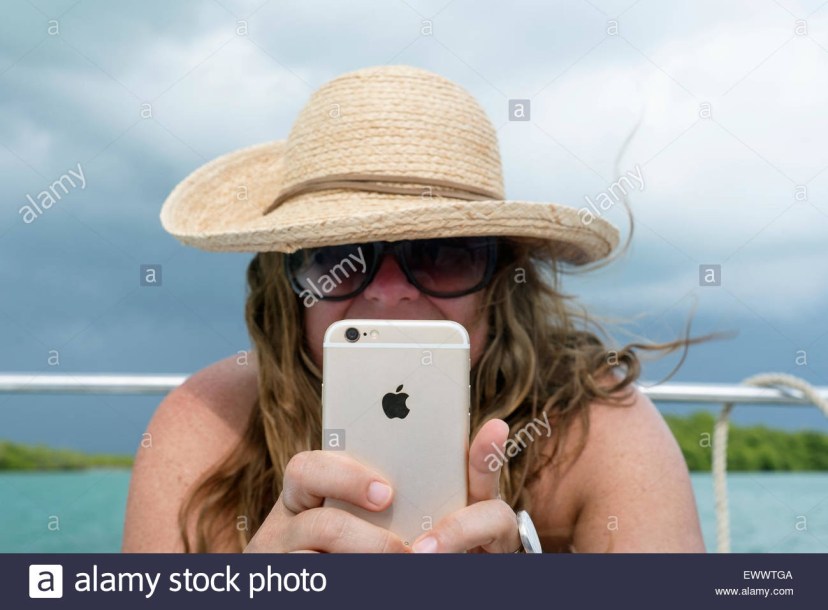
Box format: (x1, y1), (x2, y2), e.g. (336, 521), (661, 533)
(0, 440), (132, 470)
(665, 412), (828, 472)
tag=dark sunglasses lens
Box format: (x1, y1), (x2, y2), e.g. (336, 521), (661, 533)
(405, 237), (493, 296)
(287, 243), (371, 298)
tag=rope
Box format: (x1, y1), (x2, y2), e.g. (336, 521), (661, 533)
(712, 373), (828, 553)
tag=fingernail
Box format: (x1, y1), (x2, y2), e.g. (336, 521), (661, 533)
(413, 536), (438, 553)
(367, 481), (392, 506)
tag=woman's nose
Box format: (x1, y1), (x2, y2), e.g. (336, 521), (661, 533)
(361, 253), (421, 304)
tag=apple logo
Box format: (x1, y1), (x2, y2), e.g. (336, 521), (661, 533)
(382, 384), (410, 419)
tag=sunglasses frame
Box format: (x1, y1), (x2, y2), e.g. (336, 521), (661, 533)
(285, 236), (499, 300)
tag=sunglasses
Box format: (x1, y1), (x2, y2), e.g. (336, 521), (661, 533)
(285, 236), (499, 300)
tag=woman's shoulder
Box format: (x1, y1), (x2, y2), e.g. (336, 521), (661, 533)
(175, 352), (260, 433)
(530, 373), (703, 552)
(525, 371), (632, 549)
(556, 375), (674, 491)
(122, 354), (259, 551)
(149, 352), (261, 465)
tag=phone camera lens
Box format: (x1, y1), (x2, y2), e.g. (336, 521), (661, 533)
(345, 327), (360, 342)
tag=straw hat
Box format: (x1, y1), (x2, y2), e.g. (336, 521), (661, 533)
(160, 64), (618, 264)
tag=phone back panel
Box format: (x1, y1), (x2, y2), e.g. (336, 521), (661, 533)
(322, 319), (470, 547)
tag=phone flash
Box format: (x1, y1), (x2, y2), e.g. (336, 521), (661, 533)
(369, 330), (379, 340)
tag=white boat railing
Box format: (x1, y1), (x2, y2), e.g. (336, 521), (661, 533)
(0, 373), (826, 405)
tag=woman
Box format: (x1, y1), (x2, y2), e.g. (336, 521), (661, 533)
(122, 65), (706, 554)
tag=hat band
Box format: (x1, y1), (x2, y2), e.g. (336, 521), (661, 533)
(262, 173), (502, 215)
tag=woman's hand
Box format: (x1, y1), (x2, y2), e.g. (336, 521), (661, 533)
(411, 418), (523, 553)
(243, 450), (411, 553)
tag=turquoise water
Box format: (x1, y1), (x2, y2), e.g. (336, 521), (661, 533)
(692, 472), (828, 553)
(0, 469), (130, 553)
(0, 470), (826, 553)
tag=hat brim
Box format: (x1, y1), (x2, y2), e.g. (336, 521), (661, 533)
(160, 141), (619, 265)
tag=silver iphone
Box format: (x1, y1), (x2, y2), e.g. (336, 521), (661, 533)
(321, 319), (470, 548)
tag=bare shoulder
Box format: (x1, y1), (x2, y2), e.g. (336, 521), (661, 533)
(121, 354), (259, 552)
(171, 353), (260, 435)
(561, 378), (683, 494)
(529, 373), (704, 552)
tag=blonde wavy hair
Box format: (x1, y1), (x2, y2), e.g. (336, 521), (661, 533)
(178, 232), (715, 553)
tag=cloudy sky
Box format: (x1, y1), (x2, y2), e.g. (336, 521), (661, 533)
(1, 0), (828, 452)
